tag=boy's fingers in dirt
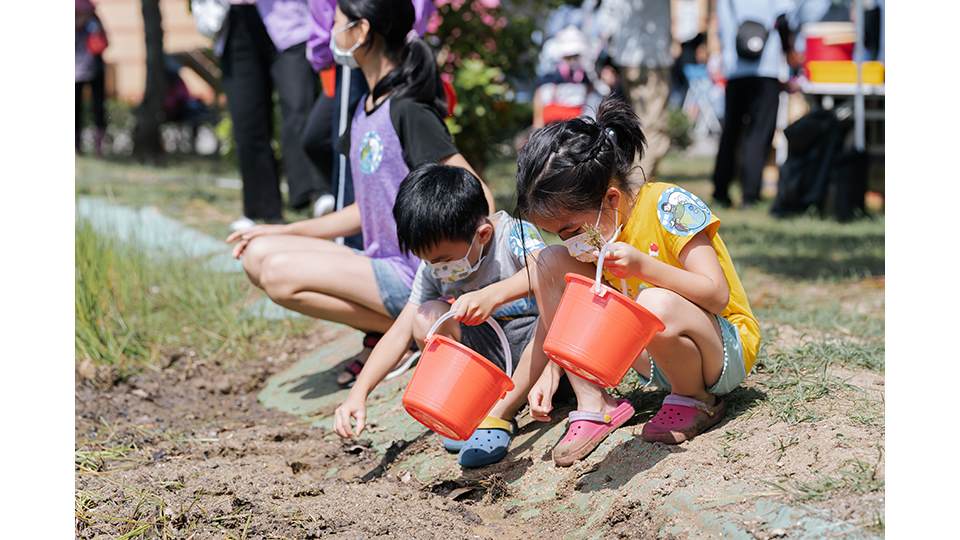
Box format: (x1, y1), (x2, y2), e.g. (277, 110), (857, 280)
(354, 410), (366, 436)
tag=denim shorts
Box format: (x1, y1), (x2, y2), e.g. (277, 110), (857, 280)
(369, 257), (412, 318)
(638, 315), (748, 396)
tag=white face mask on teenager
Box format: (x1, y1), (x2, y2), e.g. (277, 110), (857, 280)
(562, 205), (621, 264)
(329, 21), (362, 69)
(428, 232), (486, 284)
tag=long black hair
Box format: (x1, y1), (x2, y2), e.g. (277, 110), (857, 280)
(515, 95), (647, 221)
(337, 0), (445, 116)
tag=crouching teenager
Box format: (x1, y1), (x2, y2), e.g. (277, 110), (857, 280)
(334, 164), (549, 468)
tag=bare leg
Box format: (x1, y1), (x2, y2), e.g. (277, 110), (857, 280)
(241, 234), (352, 288)
(528, 246), (620, 414)
(411, 301), (461, 347)
(633, 288), (724, 404)
(259, 250), (395, 333)
(488, 336), (549, 421)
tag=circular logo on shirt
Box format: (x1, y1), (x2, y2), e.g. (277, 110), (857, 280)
(657, 187), (711, 237)
(359, 130), (384, 174)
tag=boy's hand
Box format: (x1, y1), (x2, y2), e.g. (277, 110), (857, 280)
(602, 242), (648, 279)
(528, 365), (561, 422)
(334, 393), (367, 438)
(225, 224), (289, 259)
(450, 288), (501, 326)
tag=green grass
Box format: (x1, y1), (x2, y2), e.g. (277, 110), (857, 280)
(75, 219), (309, 375)
(770, 454), (884, 502)
(758, 296), (884, 342)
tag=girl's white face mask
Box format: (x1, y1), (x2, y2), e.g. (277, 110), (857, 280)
(563, 205), (621, 264)
(329, 21), (362, 69)
(428, 233), (486, 284)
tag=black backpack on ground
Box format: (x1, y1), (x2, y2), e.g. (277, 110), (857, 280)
(770, 109), (868, 222)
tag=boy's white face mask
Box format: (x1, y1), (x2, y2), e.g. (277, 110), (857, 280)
(563, 205), (621, 264)
(329, 21), (362, 69)
(429, 232), (486, 284)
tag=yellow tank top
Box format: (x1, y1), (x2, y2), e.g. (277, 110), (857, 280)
(602, 182), (761, 372)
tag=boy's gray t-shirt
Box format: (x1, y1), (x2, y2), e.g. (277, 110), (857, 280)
(408, 211), (547, 318)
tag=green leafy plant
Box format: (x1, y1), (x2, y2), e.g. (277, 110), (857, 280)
(430, 0), (555, 170)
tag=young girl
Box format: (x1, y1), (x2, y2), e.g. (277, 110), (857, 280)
(515, 96), (760, 467)
(227, 0), (493, 387)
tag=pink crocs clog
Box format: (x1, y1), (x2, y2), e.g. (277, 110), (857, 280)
(552, 399), (635, 467)
(640, 394), (727, 444)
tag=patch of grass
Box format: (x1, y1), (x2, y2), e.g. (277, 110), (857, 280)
(783, 340), (885, 372)
(755, 347), (848, 425)
(848, 399), (884, 428)
(772, 454), (884, 502)
(75, 444), (144, 473)
(75, 219), (308, 375)
(718, 429), (749, 463)
(757, 297), (884, 342)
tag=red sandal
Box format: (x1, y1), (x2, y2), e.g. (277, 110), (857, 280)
(336, 333), (382, 388)
(640, 394), (727, 444)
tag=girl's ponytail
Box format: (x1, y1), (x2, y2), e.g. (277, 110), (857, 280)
(339, 0), (446, 117)
(516, 95), (647, 220)
(373, 35), (445, 117)
(595, 96), (647, 180)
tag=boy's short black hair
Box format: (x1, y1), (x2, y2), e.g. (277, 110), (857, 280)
(394, 164), (488, 255)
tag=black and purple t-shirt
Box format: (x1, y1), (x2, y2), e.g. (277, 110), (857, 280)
(339, 96), (458, 287)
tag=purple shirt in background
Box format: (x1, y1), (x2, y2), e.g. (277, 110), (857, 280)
(306, 0), (436, 72)
(256, 0), (313, 52)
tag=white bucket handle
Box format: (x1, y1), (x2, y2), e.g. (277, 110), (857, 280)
(593, 243), (640, 301)
(426, 309), (513, 377)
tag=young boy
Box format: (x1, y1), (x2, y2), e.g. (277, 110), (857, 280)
(334, 164), (549, 468)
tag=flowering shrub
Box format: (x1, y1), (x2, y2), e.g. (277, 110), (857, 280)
(428, 0), (556, 170)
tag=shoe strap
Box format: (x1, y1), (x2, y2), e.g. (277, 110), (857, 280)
(663, 394), (716, 416)
(568, 410), (612, 424)
(478, 416), (514, 433)
(362, 333), (383, 349)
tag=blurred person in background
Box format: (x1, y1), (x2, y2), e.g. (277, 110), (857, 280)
(709, 0), (797, 209)
(219, 0), (327, 232)
(76, 0), (109, 156)
(670, 0), (710, 107)
(532, 26), (596, 129)
(593, 0), (675, 179)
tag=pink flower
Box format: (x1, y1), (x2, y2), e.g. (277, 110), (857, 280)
(426, 11), (442, 34)
(479, 0), (500, 8)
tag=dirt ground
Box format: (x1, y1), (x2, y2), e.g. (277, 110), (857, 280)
(75, 156), (884, 539)
(76, 311), (884, 539)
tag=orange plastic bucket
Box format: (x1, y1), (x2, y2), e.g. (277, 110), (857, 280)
(543, 250), (665, 387)
(402, 311), (514, 440)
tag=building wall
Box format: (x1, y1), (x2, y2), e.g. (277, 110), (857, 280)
(95, 0), (217, 104)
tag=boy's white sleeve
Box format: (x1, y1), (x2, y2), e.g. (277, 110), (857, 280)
(407, 261), (440, 306)
(508, 219), (547, 266)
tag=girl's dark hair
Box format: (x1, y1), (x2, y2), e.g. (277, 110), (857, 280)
(337, 0), (445, 116)
(515, 95), (647, 220)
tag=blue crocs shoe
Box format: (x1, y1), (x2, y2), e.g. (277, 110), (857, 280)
(458, 416), (516, 469)
(441, 436), (465, 453)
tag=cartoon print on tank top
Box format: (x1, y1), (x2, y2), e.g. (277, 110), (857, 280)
(359, 130), (385, 174)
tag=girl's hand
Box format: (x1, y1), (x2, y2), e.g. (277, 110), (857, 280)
(334, 393), (368, 438)
(602, 242), (647, 279)
(225, 224), (289, 259)
(528, 365), (561, 422)
(450, 289), (500, 326)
